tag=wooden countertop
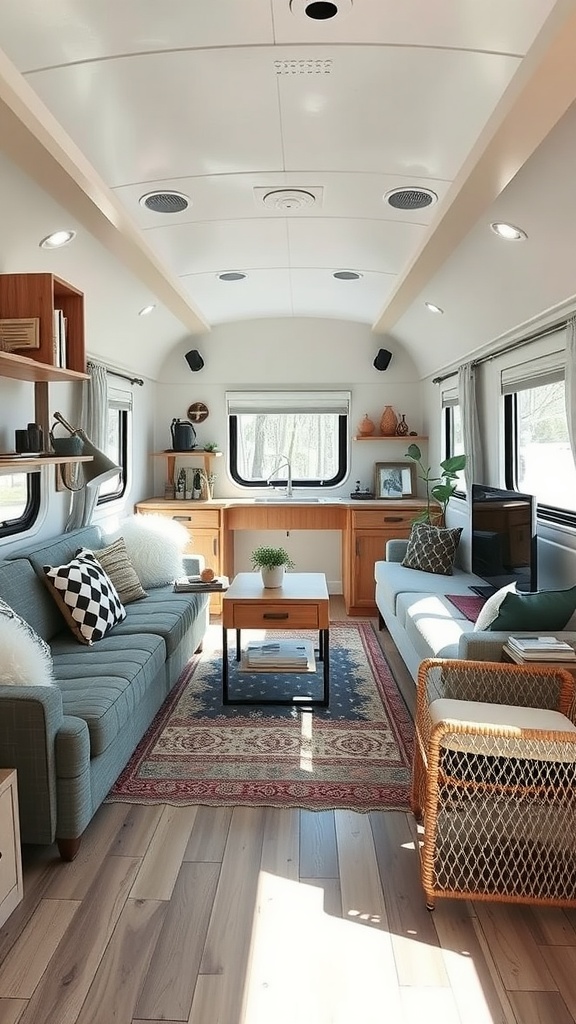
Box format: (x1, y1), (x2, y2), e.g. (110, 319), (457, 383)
(136, 497), (428, 510)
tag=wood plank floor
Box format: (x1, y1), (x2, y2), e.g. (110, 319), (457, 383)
(1, 600), (576, 1024)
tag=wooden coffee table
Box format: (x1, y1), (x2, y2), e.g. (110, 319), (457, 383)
(222, 572), (330, 706)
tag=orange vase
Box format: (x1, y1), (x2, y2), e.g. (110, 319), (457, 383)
(380, 405), (398, 436)
(357, 414), (375, 437)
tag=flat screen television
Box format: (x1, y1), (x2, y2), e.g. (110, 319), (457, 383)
(470, 484), (537, 597)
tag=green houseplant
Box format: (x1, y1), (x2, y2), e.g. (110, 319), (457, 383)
(251, 545), (295, 589)
(405, 444), (466, 523)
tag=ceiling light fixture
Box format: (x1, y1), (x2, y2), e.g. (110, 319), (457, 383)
(218, 272), (247, 282)
(333, 270), (362, 280)
(138, 304), (156, 316)
(490, 222), (527, 241)
(139, 190), (190, 214)
(290, 0), (352, 19)
(425, 302), (444, 314)
(39, 230), (76, 249)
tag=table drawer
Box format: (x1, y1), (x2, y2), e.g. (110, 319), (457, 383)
(351, 509), (416, 529)
(231, 603), (319, 629)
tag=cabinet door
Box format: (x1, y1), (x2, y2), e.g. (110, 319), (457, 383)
(352, 530), (389, 608)
(185, 529), (222, 613)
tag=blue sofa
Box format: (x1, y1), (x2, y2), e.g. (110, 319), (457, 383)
(0, 525), (209, 859)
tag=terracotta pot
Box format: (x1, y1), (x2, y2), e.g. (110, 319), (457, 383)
(357, 414), (375, 437)
(379, 405), (398, 436)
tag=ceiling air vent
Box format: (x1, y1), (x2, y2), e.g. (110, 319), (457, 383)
(384, 187), (438, 211)
(139, 190), (190, 214)
(255, 187), (322, 210)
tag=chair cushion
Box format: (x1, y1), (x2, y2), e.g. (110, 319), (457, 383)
(401, 523), (463, 576)
(429, 698), (576, 761)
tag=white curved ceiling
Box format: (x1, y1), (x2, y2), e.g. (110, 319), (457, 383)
(0, 0), (575, 377)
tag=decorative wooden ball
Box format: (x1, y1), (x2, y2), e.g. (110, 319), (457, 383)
(200, 567), (215, 582)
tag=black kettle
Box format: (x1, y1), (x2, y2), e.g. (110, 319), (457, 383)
(171, 418), (197, 451)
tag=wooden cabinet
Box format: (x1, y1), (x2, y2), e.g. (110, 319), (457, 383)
(0, 769), (23, 928)
(345, 503), (425, 615)
(135, 500), (224, 613)
(0, 274), (88, 473)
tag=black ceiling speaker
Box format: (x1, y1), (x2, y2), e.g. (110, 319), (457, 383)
(373, 348), (392, 371)
(185, 349), (204, 372)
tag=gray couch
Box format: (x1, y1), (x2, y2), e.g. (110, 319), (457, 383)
(0, 525), (209, 859)
(375, 538), (576, 682)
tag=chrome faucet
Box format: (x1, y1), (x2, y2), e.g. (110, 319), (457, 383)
(266, 454), (293, 497)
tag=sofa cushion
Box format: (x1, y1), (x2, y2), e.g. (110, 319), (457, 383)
(79, 538), (148, 604)
(43, 552), (126, 645)
(112, 585), (209, 655)
(488, 585), (576, 632)
(50, 631), (166, 756)
(401, 523), (463, 575)
(375, 560), (482, 619)
(401, 593), (470, 661)
(0, 558), (63, 641)
(112, 515), (187, 588)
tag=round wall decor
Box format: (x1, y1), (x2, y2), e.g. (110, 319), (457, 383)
(187, 401), (209, 423)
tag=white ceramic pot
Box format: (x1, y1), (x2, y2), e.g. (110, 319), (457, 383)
(261, 565), (285, 588)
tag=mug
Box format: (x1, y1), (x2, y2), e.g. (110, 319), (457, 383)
(15, 429), (31, 453)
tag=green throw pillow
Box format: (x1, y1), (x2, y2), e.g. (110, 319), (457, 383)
(488, 586), (576, 631)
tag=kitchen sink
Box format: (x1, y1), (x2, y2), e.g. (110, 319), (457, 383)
(254, 496), (322, 503)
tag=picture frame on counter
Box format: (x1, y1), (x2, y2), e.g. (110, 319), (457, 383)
(374, 462), (416, 499)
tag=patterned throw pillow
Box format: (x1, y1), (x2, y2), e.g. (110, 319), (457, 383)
(43, 552), (126, 645)
(401, 523), (463, 576)
(77, 537), (148, 604)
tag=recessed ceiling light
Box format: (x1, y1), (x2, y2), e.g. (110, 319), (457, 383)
(490, 222), (527, 241)
(138, 304), (156, 316)
(39, 230), (76, 249)
(139, 190), (190, 214)
(218, 271), (246, 282)
(425, 302), (444, 314)
(333, 270), (362, 280)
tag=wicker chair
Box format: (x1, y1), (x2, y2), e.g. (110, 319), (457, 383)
(412, 658), (576, 910)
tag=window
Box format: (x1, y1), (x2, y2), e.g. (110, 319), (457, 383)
(503, 347), (576, 524)
(97, 383), (131, 504)
(442, 387), (465, 494)
(0, 471), (40, 537)
(227, 390), (349, 488)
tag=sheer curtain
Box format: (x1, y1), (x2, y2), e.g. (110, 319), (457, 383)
(65, 361), (109, 530)
(458, 362), (484, 491)
(565, 318), (576, 470)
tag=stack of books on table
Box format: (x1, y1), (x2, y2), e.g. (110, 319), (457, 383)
(506, 636), (576, 662)
(243, 639), (316, 673)
(173, 575), (228, 593)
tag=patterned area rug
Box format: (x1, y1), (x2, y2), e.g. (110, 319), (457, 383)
(107, 621), (414, 812)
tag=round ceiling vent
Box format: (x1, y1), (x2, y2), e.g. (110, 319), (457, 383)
(139, 190), (190, 214)
(290, 0), (352, 18)
(262, 189), (316, 211)
(333, 270), (362, 280)
(218, 271), (246, 282)
(384, 187), (438, 211)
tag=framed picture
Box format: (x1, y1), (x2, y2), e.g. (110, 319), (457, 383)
(374, 462), (416, 499)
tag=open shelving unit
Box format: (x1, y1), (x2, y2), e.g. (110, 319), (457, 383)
(152, 450), (223, 487)
(352, 435), (428, 442)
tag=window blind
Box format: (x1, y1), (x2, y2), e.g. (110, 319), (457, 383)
(226, 390), (350, 416)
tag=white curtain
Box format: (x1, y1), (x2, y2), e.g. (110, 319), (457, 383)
(458, 362), (484, 491)
(65, 361), (109, 530)
(565, 318), (576, 470)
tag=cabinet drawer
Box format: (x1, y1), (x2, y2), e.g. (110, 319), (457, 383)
(0, 787), (18, 906)
(170, 510), (220, 529)
(231, 602), (319, 630)
(351, 509), (416, 530)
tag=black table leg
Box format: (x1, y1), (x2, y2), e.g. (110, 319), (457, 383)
(222, 625), (229, 704)
(236, 628), (241, 661)
(322, 628), (329, 706)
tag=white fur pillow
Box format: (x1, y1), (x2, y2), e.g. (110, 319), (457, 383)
(112, 515), (188, 588)
(0, 614), (54, 685)
(473, 583), (517, 631)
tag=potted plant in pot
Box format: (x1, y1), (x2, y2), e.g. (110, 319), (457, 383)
(251, 545), (295, 589)
(404, 444), (467, 523)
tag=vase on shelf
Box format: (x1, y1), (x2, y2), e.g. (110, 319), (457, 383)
(379, 405), (398, 436)
(357, 414), (375, 437)
(395, 414), (409, 436)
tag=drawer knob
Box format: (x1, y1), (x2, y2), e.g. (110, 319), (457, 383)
(263, 612), (289, 620)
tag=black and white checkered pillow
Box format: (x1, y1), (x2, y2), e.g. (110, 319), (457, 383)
(43, 551), (126, 645)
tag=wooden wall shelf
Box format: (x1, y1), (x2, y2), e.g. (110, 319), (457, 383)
(0, 455), (92, 474)
(352, 435), (428, 442)
(152, 450), (222, 485)
(0, 351), (88, 383)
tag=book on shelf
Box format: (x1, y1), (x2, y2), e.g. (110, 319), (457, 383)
(173, 575), (228, 593)
(244, 639), (316, 671)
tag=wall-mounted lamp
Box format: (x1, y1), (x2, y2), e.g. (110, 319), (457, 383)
(185, 349), (204, 372)
(373, 348), (392, 371)
(52, 412), (120, 492)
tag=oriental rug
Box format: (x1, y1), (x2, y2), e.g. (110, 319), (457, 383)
(107, 621), (414, 812)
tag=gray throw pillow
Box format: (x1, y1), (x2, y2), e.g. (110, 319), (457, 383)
(401, 523), (463, 576)
(78, 537), (148, 604)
